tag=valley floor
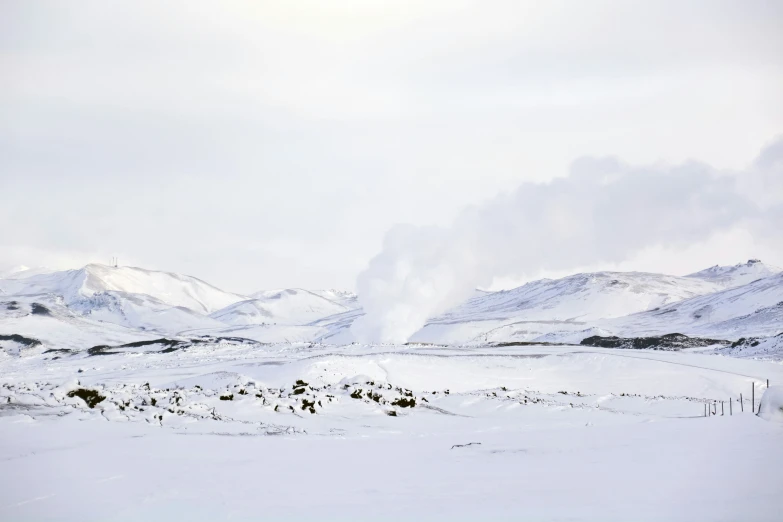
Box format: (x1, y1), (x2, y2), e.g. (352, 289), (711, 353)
(1, 343), (782, 521)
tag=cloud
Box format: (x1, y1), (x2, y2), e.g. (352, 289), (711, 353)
(2, 2), (781, 293)
(351, 137), (783, 343)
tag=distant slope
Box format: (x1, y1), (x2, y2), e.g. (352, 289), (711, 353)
(2, 261), (780, 350)
(714, 333), (783, 361)
(307, 290), (360, 309)
(0, 264), (246, 314)
(310, 308), (365, 344)
(606, 272), (783, 338)
(686, 259), (782, 289)
(0, 266), (56, 279)
(70, 291), (226, 334)
(411, 271), (720, 343)
(0, 295), (155, 353)
(211, 289), (350, 326)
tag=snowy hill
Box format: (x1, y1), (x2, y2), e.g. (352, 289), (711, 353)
(410, 271), (720, 344)
(1, 260), (780, 350)
(713, 333), (783, 361)
(0, 266), (361, 344)
(437, 271), (719, 322)
(307, 289), (360, 309)
(606, 272), (783, 338)
(0, 265), (56, 280)
(211, 288), (350, 326)
(0, 264), (244, 338)
(70, 291), (226, 334)
(0, 264), (246, 314)
(0, 295), (155, 354)
(685, 259), (782, 289)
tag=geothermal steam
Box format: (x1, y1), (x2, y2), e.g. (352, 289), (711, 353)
(351, 138), (783, 343)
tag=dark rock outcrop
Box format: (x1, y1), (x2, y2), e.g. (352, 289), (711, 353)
(580, 333), (729, 351)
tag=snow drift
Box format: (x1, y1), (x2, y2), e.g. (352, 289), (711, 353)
(758, 386), (783, 422)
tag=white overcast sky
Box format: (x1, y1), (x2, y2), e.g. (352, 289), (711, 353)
(1, 1), (782, 293)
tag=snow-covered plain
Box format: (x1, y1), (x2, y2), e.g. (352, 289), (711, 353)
(2, 342), (782, 521)
(1, 260), (782, 520)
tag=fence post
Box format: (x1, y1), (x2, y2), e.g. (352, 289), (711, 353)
(730, 398), (732, 416)
(721, 401), (724, 416)
(740, 393), (744, 412)
(752, 383), (755, 414)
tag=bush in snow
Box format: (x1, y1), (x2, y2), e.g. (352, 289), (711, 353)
(66, 389), (106, 409)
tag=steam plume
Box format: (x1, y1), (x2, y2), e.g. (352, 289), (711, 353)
(352, 138), (783, 343)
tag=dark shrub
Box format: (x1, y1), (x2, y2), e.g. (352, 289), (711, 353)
(392, 397), (416, 408)
(67, 389), (106, 408)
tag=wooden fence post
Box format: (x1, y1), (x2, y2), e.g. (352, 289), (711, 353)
(740, 393), (744, 412)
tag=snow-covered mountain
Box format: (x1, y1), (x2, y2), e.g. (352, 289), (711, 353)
(685, 259), (782, 289)
(714, 333), (783, 361)
(441, 271), (719, 322)
(211, 289), (350, 326)
(410, 271), (721, 344)
(70, 291), (226, 334)
(0, 264), (246, 314)
(606, 272), (783, 338)
(0, 265), (56, 280)
(1, 260), (780, 357)
(0, 264), (244, 337)
(0, 265), (365, 345)
(0, 295), (155, 353)
(307, 289), (360, 309)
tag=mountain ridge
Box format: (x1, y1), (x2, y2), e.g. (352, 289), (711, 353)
(0, 264), (247, 314)
(685, 259), (782, 289)
(1, 260), (781, 356)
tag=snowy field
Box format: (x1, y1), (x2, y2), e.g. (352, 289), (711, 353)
(1, 261), (781, 520)
(2, 341), (782, 521)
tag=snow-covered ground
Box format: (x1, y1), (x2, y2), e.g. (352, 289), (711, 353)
(1, 260), (782, 520)
(1, 341), (782, 521)
(714, 333), (783, 362)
